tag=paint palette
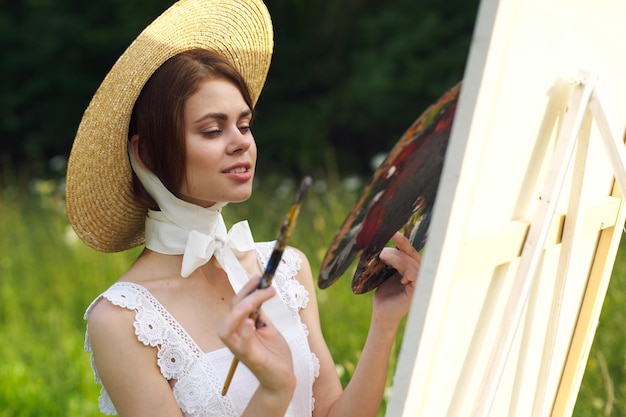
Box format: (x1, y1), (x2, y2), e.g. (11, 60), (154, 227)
(318, 82), (461, 294)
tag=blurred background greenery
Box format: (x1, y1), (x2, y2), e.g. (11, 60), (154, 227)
(1, 0), (625, 416)
(2, 169), (626, 416)
(0, 0), (477, 176)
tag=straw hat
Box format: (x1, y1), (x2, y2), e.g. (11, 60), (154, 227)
(66, 0), (273, 252)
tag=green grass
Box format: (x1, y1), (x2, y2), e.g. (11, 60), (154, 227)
(0, 169), (623, 416)
(0, 171), (398, 416)
(573, 239), (626, 417)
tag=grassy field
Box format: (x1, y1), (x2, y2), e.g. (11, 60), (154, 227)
(0, 168), (624, 416)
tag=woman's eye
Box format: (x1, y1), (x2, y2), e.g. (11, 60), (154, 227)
(239, 125), (251, 134)
(202, 129), (221, 138)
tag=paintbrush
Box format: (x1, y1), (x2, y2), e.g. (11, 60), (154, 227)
(221, 176), (312, 396)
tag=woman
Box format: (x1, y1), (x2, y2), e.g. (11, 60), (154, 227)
(66, 1), (421, 416)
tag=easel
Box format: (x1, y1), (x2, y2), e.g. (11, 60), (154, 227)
(471, 72), (626, 416)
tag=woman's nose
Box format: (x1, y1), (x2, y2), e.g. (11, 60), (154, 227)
(227, 128), (253, 154)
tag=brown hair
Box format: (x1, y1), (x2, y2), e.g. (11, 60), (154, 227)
(129, 48), (254, 208)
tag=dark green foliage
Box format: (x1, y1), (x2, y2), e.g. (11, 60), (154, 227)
(0, 0), (479, 175)
(257, 0), (478, 175)
(0, 0), (172, 163)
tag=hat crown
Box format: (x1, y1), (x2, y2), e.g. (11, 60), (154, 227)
(66, 0), (273, 252)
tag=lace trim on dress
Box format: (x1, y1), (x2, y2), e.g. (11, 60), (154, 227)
(85, 282), (238, 417)
(85, 242), (319, 416)
(255, 242), (308, 313)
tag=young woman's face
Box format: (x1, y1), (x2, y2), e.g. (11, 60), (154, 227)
(179, 77), (257, 207)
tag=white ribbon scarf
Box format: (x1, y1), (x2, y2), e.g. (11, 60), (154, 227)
(129, 148), (255, 293)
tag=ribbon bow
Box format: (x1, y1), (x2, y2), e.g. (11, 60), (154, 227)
(129, 147), (256, 292)
(182, 219), (255, 291)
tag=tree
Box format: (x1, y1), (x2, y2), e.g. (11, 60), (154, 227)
(0, 0), (479, 176)
(257, 0), (478, 175)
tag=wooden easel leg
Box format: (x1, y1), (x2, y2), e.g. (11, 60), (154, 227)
(529, 108), (593, 417)
(590, 84), (626, 195)
(471, 74), (596, 417)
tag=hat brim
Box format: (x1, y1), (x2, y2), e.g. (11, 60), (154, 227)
(66, 0), (273, 252)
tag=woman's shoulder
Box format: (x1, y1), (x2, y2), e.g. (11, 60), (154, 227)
(85, 282), (147, 329)
(84, 282), (176, 365)
(86, 291), (134, 331)
(85, 281), (147, 314)
(84, 287), (143, 363)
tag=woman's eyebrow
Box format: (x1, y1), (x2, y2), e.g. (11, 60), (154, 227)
(194, 109), (252, 125)
(194, 112), (228, 124)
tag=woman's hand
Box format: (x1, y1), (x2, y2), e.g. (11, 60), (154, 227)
(218, 276), (295, 397)
(309, 234), (421, 417)
(374, 232), (422, 326)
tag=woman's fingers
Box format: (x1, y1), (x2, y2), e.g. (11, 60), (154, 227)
(230, 275), (262, 306)
(218, 276), (276, 347)
(217, 277), (294, 392)
(379, 232), (421, 284)
(390, 232), (421, 260)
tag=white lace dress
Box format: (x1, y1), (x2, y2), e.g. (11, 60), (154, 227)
(84, 242), (320, 417)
